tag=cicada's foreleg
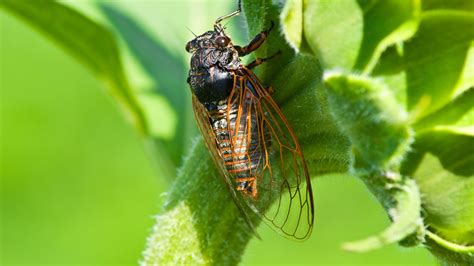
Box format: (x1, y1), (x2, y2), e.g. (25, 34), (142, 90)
(235, 21), (274, 56)
(246, 51), (281, 69)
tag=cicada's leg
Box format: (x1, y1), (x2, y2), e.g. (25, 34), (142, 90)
(246, 51), (281, 69)
(235, 21), (274, 56)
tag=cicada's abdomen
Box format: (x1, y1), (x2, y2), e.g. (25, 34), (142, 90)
(207, 94), (269, 198)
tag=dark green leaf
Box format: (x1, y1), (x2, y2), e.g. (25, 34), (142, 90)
(324, 72), (412, 167)
(403, 127), (474, 177)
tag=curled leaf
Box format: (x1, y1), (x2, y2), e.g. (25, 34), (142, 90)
(343, 177), (423, 252)
(280, 0), (303, 52)
(324, 71), (412, 167)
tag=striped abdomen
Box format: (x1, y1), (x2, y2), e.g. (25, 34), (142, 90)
(209, 98), (268, 198)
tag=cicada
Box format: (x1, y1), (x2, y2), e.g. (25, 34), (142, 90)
(185, 4), (314, 240)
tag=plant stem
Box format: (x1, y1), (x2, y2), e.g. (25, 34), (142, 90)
(141, 139), (256, 265)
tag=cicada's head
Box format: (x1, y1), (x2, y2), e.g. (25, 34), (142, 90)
(185, 24), (233, 53)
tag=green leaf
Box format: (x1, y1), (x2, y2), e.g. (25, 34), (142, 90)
(0, 0), (180, 181)
(426, 231), (474, 265)
(242, 0), (270, 38)
(243, 0), (296, 82)
(0, 0), (148, 135)
(414, 153), (474, 245)
(137, 93), (177, 140)
(268, 54), (352, 174)
(98, 3), (194, 166)
(456, 45), (474, 94)
(414, 87), (474, 131)
(404, 126), (474, 177)
(422, 0), (474, 12)
(372, 11), (474, 120)
(400, 125), (474, 263)
(303, 0), (364, 69)
(363, 19), (421, 75)
(280, 0), (303, 51)
(456, 107), (474, 127)
(324, 72), (424, 251)
(142, 140), (255, 265)
(354, 0), (421, 72)
(246, 1), (352, 173)
(324, 72), (412, 167)
(283, 0), (422, 75)
(405, 10), (474, 116)
(343, 176), (423, 252)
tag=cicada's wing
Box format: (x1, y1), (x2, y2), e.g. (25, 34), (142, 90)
(228, 69), (315, 240)
(191, 95), (260, 235)
(192, 68), (314, 240)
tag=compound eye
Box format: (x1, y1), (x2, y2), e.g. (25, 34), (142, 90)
(216, 36), (230, 47)
(185, 41), (193, 52)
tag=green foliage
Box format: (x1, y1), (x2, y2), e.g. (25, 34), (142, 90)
(282, 0), (474, 263)
(324, 72), (412, 167)
(98, 3), (196, 165)
(2, 0), (473, 265)
(302, 0), (364, 69)
(404, 10), (474, 115)
(0, 0), (180, 178)
(324, 72), (423, 252)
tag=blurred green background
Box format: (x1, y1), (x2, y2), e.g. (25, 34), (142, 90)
(1, 1), (437, 265)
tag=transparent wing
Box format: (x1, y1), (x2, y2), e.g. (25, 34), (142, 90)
(191, 95), (260, 235)
(232, 69), (315, 240)
(192, 69), (314, 240)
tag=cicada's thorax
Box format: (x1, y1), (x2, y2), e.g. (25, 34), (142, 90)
(187, 46), (240, 104)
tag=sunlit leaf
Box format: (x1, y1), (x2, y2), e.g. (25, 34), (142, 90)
(415, 88), (474, 131)
(354, 0), (420, 72)
(404, 10), (474, 116)
(303, 0), (363, 69)
(99, 4), (193, 165)
(280, 0), (303, 51)
(414, 153), (474, 245)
